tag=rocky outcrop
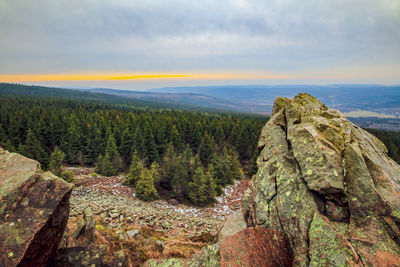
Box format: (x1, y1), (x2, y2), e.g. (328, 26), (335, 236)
(0, 148), (73, 267)
(244, 93), (400, 266)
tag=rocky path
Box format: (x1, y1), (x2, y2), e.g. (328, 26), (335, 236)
(63, 166), (249, 266)
(70, 186), (222, 237)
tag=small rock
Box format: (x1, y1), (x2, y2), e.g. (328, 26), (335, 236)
(113, 250), (128, 267)
(168, 199), (179, 206)
(126, 230), (139, 238)
(155, 240), (164, 254)
(161, 221), (170, 229)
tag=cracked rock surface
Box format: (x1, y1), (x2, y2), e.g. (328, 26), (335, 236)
(243, 93), (400, 266)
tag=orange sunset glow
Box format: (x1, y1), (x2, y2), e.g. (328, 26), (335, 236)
(0, 72), (298, 82)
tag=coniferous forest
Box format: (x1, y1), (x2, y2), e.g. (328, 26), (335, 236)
(1, 83), (400, 205)
(0, 84), (266, 205)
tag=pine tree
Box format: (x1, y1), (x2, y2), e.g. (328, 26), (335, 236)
(155, 122), (168, 156)
(63, 122), (84, 165)
(120, 127), (135, 164)
(94, 154), (104, 174)
(204, 170), (217, 203)
(189, 154), (202, 178)
(198, 131), (215, 165)
(94, 129), (122, 176)
(49, 146), (65, 176)
(3, 139), (16, 152)
(191, 122), (203, 152)
(105, 129), (123, 170)
(227, 148), (244, 181)
(85, 126), (103, 165)
(159, 144), (177, 189)
(125, 152), (144, 186)
(144, 124), (159, 163)
(170, 125), (184, 152)
(150, 161), (161, 185)
(132, 127), (146, 159)
(214, 124), (225, 146)
(171, 156), (189, 200)
(188, 166), (216, 205)
(20, 128), (49, 169)
(135, 169), (158, 201)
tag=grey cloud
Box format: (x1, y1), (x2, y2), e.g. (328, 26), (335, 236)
(0, 0), (399, 80)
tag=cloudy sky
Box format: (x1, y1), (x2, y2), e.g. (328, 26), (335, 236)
(0, 0), (399, 89)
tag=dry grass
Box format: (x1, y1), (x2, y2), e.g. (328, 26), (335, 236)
(65, 215), (215, 266)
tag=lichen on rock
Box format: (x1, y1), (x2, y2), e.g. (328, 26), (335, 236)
(244, 93), (400, 266)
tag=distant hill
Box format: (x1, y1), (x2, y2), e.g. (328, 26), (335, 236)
(3, 83), (400, 130)
(87, 88), (266, 113)
(0, 83), (243, 112)
(149, 84), (400, 117)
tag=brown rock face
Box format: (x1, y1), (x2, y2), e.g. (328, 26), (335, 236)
(220, 227), (292, 267)
(0, 148), (73, 267)
(243, 93), (400, 266)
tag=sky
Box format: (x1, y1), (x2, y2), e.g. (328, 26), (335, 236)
(0, 0), (399, 90)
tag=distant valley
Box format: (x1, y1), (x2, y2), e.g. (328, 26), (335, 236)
(90, 84), (400, 130)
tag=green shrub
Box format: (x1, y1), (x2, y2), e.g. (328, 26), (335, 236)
(60, 171), (74, 183)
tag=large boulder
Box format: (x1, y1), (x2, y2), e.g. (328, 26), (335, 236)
(0, 148), (73, 267)
(244, 93), (400, 266)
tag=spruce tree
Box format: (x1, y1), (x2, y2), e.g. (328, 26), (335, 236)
(132, 127), (146, 159)
(159, 144), (176, 189)
(214, 124), (225, 146)
(3, 140), (15, 152)
(95, 130), (122, 176)
(188, 166), (215, 205)
(236, 126), (249, 160)
(20, 128), (49, 169)
(85, 126), (103, 165)
(63, 123), (84, 165)
(150, 161), (161, 185)
(144, 124), (159, 163)
(228, 149), (244, 180)
(120, 127), (134, 164)
(204, 170), (217, 203)
(170, 125), (184, 152)
(155, 122), (168, 156)
(135, 169), (158, 201)
(49, 146), (65, 176)
(198, 131), (215, 165)
(171, 155), (189, 200)
(125, 152), (144, 186)
(94, 154), (104, 174)
(105, 129), (122, 170)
